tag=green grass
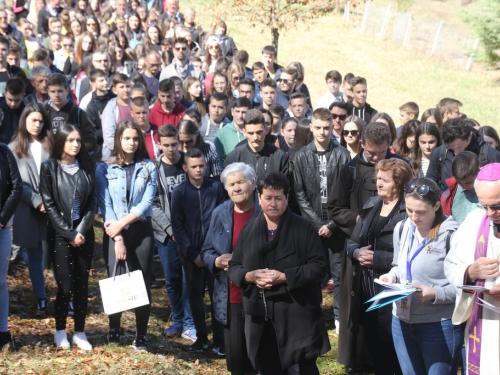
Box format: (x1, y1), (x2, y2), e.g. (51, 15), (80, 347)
(190, 0), (500, 129)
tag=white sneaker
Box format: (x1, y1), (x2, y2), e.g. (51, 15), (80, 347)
(72, 331), (93, 351)
(335, 320), (340, 335)
(54, 330), (70, 349)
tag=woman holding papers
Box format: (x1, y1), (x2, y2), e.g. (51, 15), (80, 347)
(380, 177), (462, 375)
(347, 158), (413, 375)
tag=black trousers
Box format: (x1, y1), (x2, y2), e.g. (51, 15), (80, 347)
(49, 221), (94, 332)
(224, 303), (255, 375)
(256, 321), (320, 375)
(179, 252), (224, 347)
(107, 219), (154, 337)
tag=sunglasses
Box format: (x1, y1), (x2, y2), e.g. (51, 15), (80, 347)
(342, 130), (359, 137)
(179, 139), (194, 145)
(483, 204), (500, 212)
(208, 45), (220, 50)
(174, 47), (187, 51)
(278, 79), (292, 84)
(63, 44), (73, 48)
(331, 114), (347, 121)
(404, 183), (436, 197)
(87, 22), (97, 26)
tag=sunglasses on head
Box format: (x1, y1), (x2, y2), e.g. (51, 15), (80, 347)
(483, 204), (500, 212)
(404, 183), (436, 197)
(331, 114), (346, 121)
(342, 130), (359, 137)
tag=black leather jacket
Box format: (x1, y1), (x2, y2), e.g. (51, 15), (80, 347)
(0, 143), (22, 226)
(40, 159), (97, 241)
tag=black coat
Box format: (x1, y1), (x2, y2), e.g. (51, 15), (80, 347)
(0, 143), (22, 226)
(225, 142), (289, 181)
(346, 196), (406, 339)
(39, 159), (97, 242)
(0, 98), (25, 144)
(292, 140), (350, 249)
(228, 209), (330, 369)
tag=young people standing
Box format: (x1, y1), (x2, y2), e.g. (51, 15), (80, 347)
(348, 76), (377, 124)
(40, 124), (96, 350)
(152, 124), (196, 341)
(96, 120), (157, 351)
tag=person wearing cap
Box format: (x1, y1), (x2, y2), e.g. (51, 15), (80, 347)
(202, 35), (222, 74)
(445, 163), (500, 375)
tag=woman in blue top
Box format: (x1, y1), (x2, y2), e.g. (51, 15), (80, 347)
(380, 177), (462, 375)
(96, 120), (157, 352)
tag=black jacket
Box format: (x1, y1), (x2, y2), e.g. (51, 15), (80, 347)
(39, 159), (97, 242)
(171, 178), (226, 261)
(348, 102), (377, 124)
(86, 91), (110, 144)
(293, 140), (350, 248)
(346, 196), (406, 339)
(228, 208), (330, 368)
(45, 101), (97, 154)
(426, 129), (500, 191)
(0, 143), (22, 226)
(328, 150), (406, 238)
(225, 142), (289, 180)
(0, 98), (25, 144)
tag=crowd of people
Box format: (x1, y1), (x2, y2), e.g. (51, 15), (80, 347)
(0, 0), (500, 374)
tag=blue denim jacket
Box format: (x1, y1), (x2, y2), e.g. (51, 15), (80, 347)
(96, 160), (157, 224)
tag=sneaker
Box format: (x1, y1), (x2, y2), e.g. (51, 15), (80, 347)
(164, 323), (182, 336)
(54, 330), (70, 350)
(68, 301), (74, 316)
(132, 336), (148, 352)
(72, 332), (92, 351)
(181, 329), (197, 342)
(212, 345), (226, 357)
(36, 299), (47, 314)
(322, 279), (334, 293)
(108, 328), (120, 345)
(188, 339), (208, 352)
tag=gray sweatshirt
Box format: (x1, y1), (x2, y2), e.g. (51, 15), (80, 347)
(391, 216), (458, 324)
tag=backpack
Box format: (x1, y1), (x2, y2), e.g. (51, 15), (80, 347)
(398, 217), (453, 254)
(436, 142), (489, 184)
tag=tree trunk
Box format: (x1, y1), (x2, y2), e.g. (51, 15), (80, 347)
(272, 27), (279, 61)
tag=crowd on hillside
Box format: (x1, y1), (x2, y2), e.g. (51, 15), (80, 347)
(0, 0), (500, 374)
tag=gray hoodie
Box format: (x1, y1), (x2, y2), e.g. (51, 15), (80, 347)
(391, 216), (458, 324)
(101, 98), (118, 161)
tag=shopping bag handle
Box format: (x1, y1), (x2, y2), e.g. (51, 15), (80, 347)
(111, 260), (130, 279)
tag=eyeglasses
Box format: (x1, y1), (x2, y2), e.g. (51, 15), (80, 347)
(87, 22), (97, 26)
(331, 114), (347, 121)
(482, 204), (500, 212)
(63, 44), (73, 48)
(174, 46), (187, 51)
(208, 45), (220, 50)
(278, 79), (291, 84)
(342, 130), (359, 137)
(95, 59), (109, 63)
(179, 139), (194, 145)
(404, 183), (436, 197)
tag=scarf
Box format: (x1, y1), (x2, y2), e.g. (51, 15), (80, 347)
(468, 213), (490, 375)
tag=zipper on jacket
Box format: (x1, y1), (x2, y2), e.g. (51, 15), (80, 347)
(198, 190), (204, 238)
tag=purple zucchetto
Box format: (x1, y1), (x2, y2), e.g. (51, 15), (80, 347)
(477, 163), (500, 181)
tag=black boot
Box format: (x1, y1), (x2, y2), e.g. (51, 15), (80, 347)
(0, 331), (15, 351)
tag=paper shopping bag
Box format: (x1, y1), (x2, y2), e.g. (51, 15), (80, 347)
(99, 261), (150, 315)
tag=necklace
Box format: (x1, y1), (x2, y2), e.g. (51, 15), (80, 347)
(381, 198), (399, 215)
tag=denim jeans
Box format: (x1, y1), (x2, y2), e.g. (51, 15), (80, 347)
(26, 243), (46, 300)
(156, 238), (194, 330)
(0, 228), (12, 331)
(392, 316), (463, 375)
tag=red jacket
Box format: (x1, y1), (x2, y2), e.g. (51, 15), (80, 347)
(441, 176), (458, 216)
(148, 101), (186, 128)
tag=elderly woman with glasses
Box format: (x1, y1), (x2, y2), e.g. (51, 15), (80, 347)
(201, 162), (260, 372)
(346, 158), (414, 375)
(380, 177), (462, 375)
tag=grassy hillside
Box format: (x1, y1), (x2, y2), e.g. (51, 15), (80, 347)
(189, 0), (500, 128)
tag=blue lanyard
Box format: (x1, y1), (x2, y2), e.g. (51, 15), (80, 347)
(406, 224), (427, 282)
